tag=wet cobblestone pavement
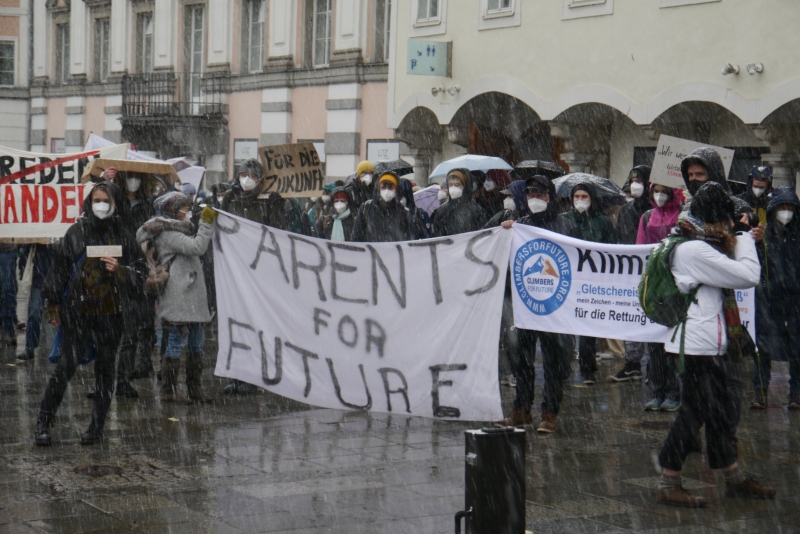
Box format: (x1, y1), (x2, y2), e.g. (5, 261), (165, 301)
(2, 335), (799, 533)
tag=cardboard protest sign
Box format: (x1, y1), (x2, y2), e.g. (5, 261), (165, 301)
(510, 224), (755, 342)
(650, 135), (734, 189)
(0, 144), (128, 242)
(213, 211), (511, 421)
(81, 158), (181, 185)
(257, 143), (325, 199)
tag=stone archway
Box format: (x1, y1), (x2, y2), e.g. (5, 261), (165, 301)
(395, 106), (442, 186)
(758, 100), (800, 188)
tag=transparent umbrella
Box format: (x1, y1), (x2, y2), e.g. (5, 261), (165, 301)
(429, 154), (513, 181)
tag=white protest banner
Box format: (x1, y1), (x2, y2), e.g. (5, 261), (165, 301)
(213, 213), (511, 421)
(510, 224), (755, 342)
(650, 135), (735, 189)
(0, 143), (127, 241)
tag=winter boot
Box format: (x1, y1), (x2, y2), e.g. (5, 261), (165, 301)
(536, 412), (557, 434)
(160, 358), (181, 402)
(186, 353), (212, 403)
(493, 407), (532, 428)
(34, 413), (52, 446)
(750, 389), (768, 410)
(80, 408), (106, 446)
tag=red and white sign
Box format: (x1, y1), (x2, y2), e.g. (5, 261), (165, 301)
(0, 144), (127, 240)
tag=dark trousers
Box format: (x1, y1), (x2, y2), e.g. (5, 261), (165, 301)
(659, 355), (739, 471)
(579, 336), (598, 379)
(117, 300), (156, 382)
(648, 344), (681, 402)
(25, 286), (43, 350)
(509, 327), (573, 415)
(39, 315), (123, 430)
(0, 251), (17, 336)
(755, 312), (800, 397)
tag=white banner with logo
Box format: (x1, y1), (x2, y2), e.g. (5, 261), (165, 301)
(213, 212), (511, 421)
(510, 224), (755, 342)
(0, 144), (128, 240)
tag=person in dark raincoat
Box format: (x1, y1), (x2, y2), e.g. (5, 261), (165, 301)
(471, 170), (507, 220)
(351, 171), (415, 242)
(316, 187), (356, 241)
(109, 170), (158, 393)
(34, 181), (147, 446)
(656, 182), (774, 508)
(735, 165), (773, 226)
(751, 187), (800, 409)
(399, 178), (432, 239)
(483, 179), (527, 228)
(432, 168), (488, 237)
(617, 166), (652, 245)
(610, 183), (683, 412)
(562, 182), (616, 385)
(220, 158), (304, 395)
(344, 160), (376, 214)
(495, 175), (580, 434)
(15, 245), (54, 362)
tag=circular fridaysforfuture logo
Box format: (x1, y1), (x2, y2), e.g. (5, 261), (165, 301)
(513, 238), (572, 316)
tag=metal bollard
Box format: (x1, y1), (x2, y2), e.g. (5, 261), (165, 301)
(455, 427), (525, 534)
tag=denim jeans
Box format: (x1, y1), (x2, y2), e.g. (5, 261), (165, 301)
(25, 286), (43, 350)
(0, 251), (17, 336)
(163, 323), (205, 359)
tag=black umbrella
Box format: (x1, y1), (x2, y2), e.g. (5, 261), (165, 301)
(374, 159), (413, 177)
(514, 160), (567, 180)
(552, 173), (628, 209)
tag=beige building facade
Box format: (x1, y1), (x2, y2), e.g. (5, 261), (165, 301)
(388, 0), (800, 188)
(29, 0), (395, 184)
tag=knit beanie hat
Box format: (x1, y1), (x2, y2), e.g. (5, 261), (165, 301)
(239, 158), (264, 180)
(356, 160), (375, 176)
(154, 191), (190, 216)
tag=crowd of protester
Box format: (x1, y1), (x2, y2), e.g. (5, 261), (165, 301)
(0, 147), (790, 507)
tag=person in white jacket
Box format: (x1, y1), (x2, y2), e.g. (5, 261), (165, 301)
(655, 182), (775, 508)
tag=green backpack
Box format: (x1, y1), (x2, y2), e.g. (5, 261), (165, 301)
(638, 235), (698, 370)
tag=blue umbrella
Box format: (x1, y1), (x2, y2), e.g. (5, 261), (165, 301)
(429, 154), (513, 181)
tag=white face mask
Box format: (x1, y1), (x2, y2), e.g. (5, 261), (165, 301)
(574, 199), (591, 213)
(334, 201), (348, 214)
(240, 176), (258, 191)
(183, 210), (192, 222)
(484, 180), (496, 192)
(752, 187), (766, 198)
(321, 194), (331, 204)
(776, 210), (794, 225)
(630, 182), (644, 198)
(360, 173), (373, 186)
(400, 197), (407, 207)
(503, 197), (516, 211)
(437, 189), (448, 201)
(528, 198), (548, 214)
(380, 189), (396, 203)
(653, 192), (669, 208)
(127, 178), (141, 192)
(449, 186), (463, 200)
(310, 196), (319, 203)
(92, 202), (114, 219)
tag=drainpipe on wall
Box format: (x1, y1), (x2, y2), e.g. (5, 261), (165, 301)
(25, 0), (33, 150)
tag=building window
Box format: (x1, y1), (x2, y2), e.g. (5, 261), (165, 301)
(417, 0), (439, 21)
(94, 17), (110, 82)
(375, 0), (391, 62)
(0, 42), (14, 86)
(486, 0), (511, 11)
(562, 0), (613, 20)
(136, 12), (154, 73)
(55, 23), (70, 84)
(184, 4), (205, 98)
(312, 0), (332, 67)
(242, 0), (266, 73)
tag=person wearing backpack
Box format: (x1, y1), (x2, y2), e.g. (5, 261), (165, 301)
(137, 192), (218, 403)
(34, 181), (147, 446)
(655, 182), (774, 508)
(611, 183), (683, 413)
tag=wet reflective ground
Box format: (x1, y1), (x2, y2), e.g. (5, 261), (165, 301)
(1, 335), (799, 533)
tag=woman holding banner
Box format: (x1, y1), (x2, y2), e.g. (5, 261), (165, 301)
(34, 181), (147, 446)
